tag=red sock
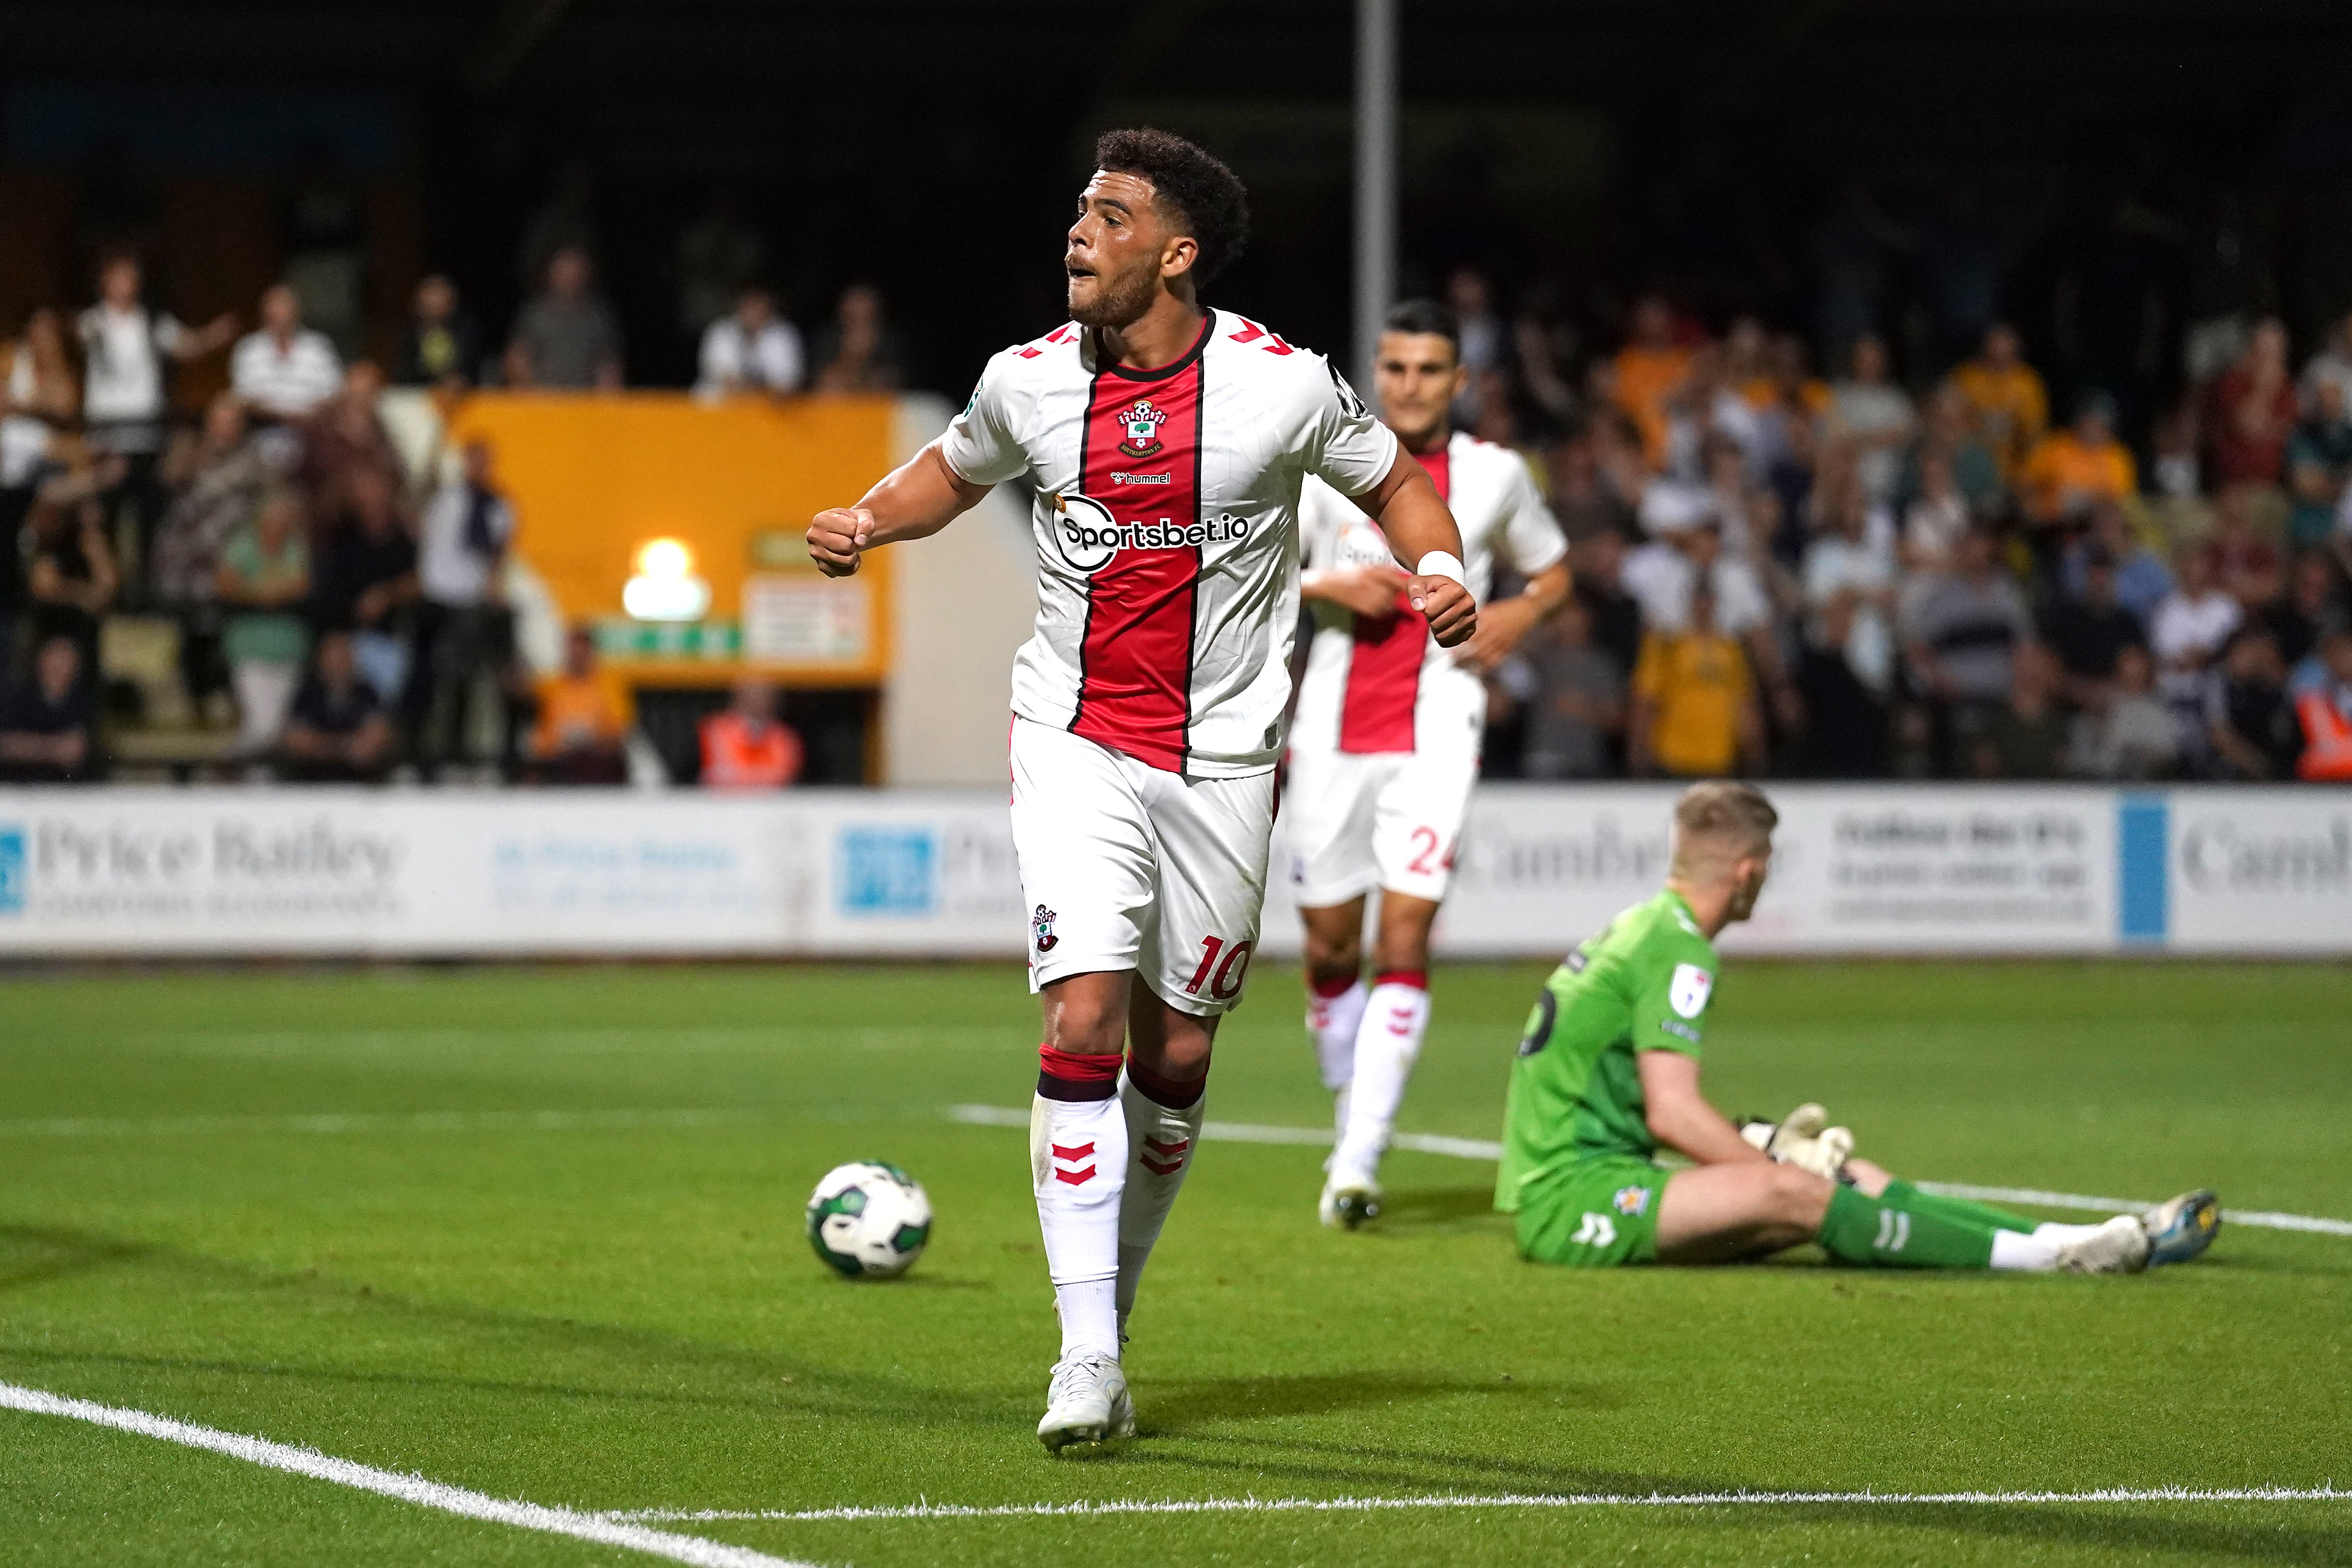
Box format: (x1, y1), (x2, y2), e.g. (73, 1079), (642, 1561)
(1373, 969), (1428, 991)
(1038, 1045), (1121, 1101)
(1309, 972), (1359, 1000)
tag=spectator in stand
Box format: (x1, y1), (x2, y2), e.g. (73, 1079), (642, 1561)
(1949, 322), (2048, 482)
(1568, 520), (1644, 679)
(696, 284), (805, 399)
(231, 283), (343, 425)
(1520, 596), (1624, 779)
(2040, 547), (2145, 708)
(1803, 475), (1899, 701)
(699, 677), (804, 788)
(76, 254), (237, 588)
(2144, 398), (2213, 549)
(812, 284), (905, 395)
(2269, 550), (2345, 670)
(1901, 524), (2034, 767)
(2294, 629), (2352, 779)
(2299, 309), (2352, 415)
(1626, 492), (1797, 729)
(2204, 317), (2297, 523)
(2, 308), (80, 677)
(308, 468), (419, 704)
(2065, 502), (2174, 625)
(1629, 583), (1761, 778)
(2284, 375), (2352, 550)
(529, 626), (632, 784)
(1795, 593), (1889, 777)
(2068, 643), (2178, 780)
(505, 246), (623, 391)
(2205, 627), (2298, 780)
(296, 361), (403, 522)
(2205, 487), (2284, 613)
(24, 461), (122, 680)
(215, 490), (311, 753)
(151, 390), (271, 723)
(1904, 382), (2003, 518)
(1611, 294), (1693, 469)
(3, 306), (77, 504)
(413, 439), (518, 777)
(1900, 447), (1973, 576)
(281, 629), (393, 782)
(1823, 334), (1916, 509)
(0, 635), (96, 783)
(392, 273), (482, 392)
(2149, 545), (2243, 771)
(1972, 642), (2070, 779)
(2019, 389), (2135, 529)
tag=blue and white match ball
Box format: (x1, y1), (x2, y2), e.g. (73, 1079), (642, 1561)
(806, 1161), (932, 1279)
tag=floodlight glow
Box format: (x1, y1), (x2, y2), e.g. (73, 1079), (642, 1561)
(623, 536), (711, 621)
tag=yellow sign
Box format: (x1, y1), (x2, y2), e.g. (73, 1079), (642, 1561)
(447, 393), (896, 686)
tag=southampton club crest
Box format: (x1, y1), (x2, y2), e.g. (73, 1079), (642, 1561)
(1116, 399), (1168, 458)
(1033, 904), (1059, 952)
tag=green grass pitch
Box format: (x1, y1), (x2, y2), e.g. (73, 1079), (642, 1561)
(1, 959), (2347, 1567)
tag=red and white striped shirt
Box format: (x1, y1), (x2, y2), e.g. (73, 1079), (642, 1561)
(1292, 433), (1566, 757)
(941, 310), (1397, 777)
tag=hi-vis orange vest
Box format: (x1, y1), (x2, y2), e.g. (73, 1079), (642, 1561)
(699, 713), (803, 789)
(2296, 689), (2352, 780)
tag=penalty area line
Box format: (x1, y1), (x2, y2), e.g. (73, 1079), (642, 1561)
(942, 1106), (2352, 1237)
(0, 1381), (812, 1568)
(612, 1484), (2350, 1524)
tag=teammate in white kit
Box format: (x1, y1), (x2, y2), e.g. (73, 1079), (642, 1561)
(805, 130), (1477, 1452)
(1290, 299), (1570, 1228)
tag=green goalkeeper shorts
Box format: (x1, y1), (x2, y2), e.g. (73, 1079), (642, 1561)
(1516, 1157), (1667, 1268)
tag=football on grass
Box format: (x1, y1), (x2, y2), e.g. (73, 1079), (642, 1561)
(806, 1162), (932, 1278)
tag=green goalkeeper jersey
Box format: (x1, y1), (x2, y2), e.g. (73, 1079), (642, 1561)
(1495, 887), (1720, 1213)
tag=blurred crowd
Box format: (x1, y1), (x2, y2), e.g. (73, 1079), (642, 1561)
(0, 251), (829, 786)
(1466, 276), (2352, 783)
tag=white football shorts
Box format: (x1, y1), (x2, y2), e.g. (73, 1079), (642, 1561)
(1009, 716), (1276, 1017)
(1284, 743), (1478, 908)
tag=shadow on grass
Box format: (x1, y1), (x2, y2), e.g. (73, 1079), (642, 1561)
(1141, 1368), (1595, 1434)
(0, 1225), (152, 1295)
(1370, 1188), (1507, 1231)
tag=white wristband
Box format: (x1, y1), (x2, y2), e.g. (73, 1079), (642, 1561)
(1415, 550), (1466, 587)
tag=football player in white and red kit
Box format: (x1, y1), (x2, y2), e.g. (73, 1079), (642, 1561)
(1289, 299), (1571, 1228)
(805, 130), (1476, 1451)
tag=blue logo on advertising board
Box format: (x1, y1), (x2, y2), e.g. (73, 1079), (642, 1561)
(837, 827), (935, 916)
(0, 828), (24, 914)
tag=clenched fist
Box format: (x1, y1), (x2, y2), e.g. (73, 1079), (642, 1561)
(1409, 575), (1477, 648)
(807, 507), (876, 577)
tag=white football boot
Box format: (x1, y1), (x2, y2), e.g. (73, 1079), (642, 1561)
(1037, 1353), (1136, 1452)
(2054, 1213), (2152, 1274)
(1317, 1179), (1381, 1230)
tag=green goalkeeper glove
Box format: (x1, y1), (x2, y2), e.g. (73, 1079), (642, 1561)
(1737, 1102), (1855, 1179)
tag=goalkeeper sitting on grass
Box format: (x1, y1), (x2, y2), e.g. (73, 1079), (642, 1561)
(1495, 781), (2220, 1274)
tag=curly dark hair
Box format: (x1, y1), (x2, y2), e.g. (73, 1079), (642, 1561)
(1092, 127), (1252, 289)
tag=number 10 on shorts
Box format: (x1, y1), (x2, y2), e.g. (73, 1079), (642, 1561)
(1185, 936), (1254, 1001)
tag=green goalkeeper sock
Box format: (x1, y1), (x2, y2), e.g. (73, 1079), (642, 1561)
(1881, 1179), (2036, 1234)
(1819, 1184), (1996, 1269)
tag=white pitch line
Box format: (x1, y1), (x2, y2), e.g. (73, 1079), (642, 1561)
(611, 1484), (2348, 1524)
(0, 1381), (812, 1568)
(0, 1109), (763, 1139)
(942, 1106), (2352, 1237)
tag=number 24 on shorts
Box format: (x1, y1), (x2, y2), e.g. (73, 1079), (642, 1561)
(1184, 936), (1254, 1001)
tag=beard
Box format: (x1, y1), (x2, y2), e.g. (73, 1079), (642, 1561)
(1068, 261), (1158, 330)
